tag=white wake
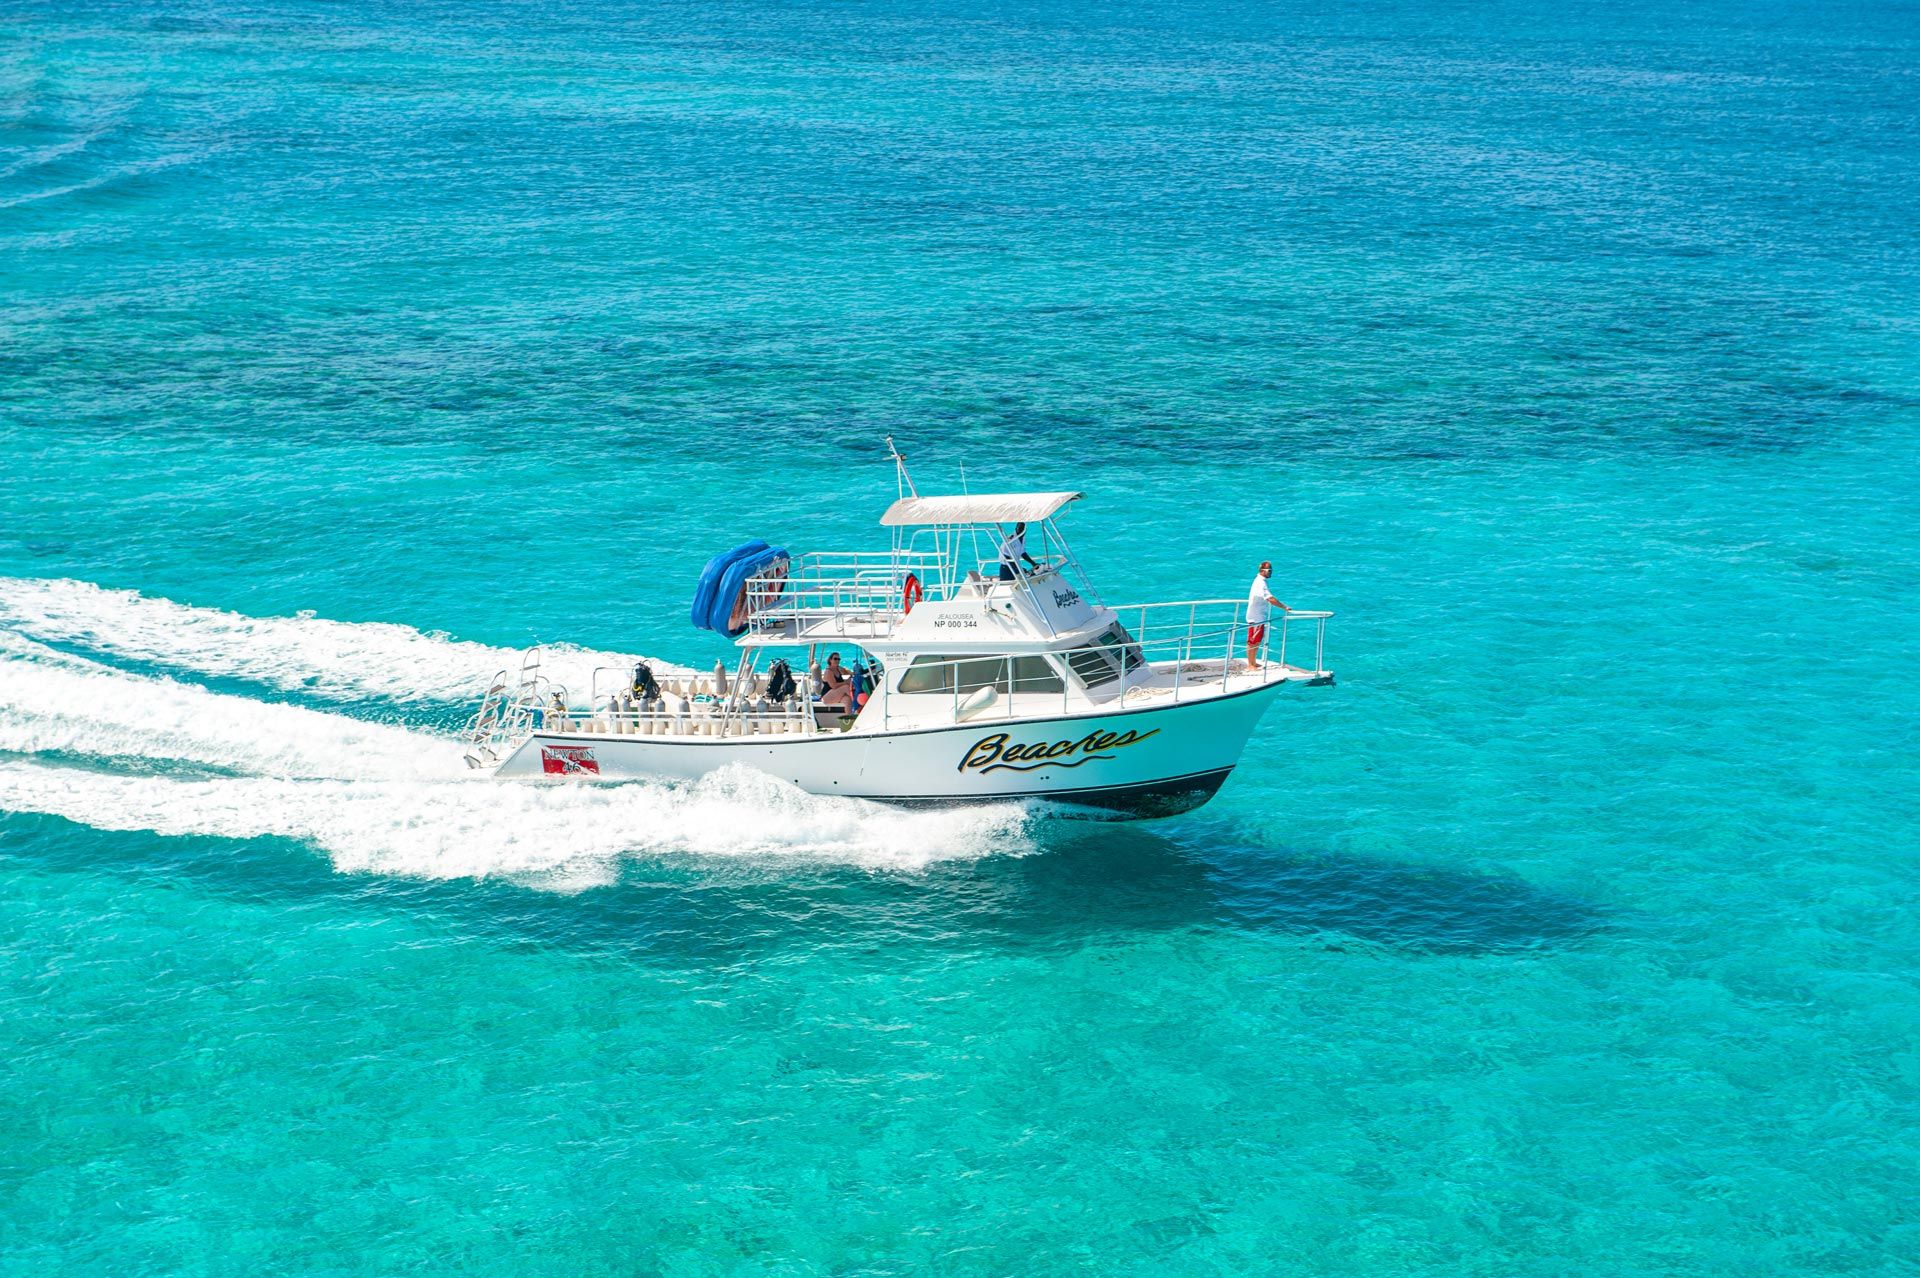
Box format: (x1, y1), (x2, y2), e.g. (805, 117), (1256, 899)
(0, 630), (452, 780)
(0, 621), (1031, 884)
(0, 762), (1033, 888)
(0, 576), (690, 705)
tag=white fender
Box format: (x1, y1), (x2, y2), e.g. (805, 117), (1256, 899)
(955, 685), (999, 722)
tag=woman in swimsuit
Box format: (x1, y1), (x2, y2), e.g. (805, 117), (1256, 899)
(818, 652), (853, 709)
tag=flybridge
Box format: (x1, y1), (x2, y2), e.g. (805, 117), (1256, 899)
(728, 489), (1105, 647)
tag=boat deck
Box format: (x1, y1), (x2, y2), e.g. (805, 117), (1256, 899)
(527, 656), (1330, 742)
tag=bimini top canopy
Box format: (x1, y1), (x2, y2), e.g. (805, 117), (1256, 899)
(879, 491), (1083, 527)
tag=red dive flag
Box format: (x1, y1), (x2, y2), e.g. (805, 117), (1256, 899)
(541, 745), (600, 775)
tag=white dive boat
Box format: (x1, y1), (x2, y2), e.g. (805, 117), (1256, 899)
(464, 468), (1333, 818)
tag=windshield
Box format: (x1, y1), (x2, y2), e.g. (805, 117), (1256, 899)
(1062, 623), (1143, 688)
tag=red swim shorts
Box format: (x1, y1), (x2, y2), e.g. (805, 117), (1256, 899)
(1247, 623), (1268, 646)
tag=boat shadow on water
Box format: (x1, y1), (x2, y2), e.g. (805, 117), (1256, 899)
(2, 809), (1606, 963)
(1009, 821), (1607, 956)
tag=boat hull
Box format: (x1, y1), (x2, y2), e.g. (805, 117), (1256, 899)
(489, 680), (1289, 817)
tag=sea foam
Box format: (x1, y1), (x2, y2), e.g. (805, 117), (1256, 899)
(0, 576), (688, 706)
(0, 612), (1031, 883)
(0, 631), (454, 780)
(0, 760), (1034, 887)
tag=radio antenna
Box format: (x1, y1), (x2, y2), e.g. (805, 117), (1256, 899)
(886, 434), (918, 498)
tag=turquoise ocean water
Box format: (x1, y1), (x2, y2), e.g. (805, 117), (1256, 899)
(4, 0), (1918, 1271)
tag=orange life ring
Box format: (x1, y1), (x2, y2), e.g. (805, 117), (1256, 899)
(902, 573), (923, 614)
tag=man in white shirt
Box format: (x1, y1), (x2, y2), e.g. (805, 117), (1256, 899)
(1246, 560), (1290, 669)
(998, 521), (1039, 581)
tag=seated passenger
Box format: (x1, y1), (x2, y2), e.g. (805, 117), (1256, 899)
(818, 652), (853, 710)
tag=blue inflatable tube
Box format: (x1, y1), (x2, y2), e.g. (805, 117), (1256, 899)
(708, 545), (789, 637)
(689, 539), (768, 631)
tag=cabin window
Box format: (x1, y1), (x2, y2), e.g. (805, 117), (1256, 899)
(1063, 624), (1144, 688)
(1008, 655), (1065, 694)
(897, 655), (958, 694)
(1103, 623), (1146, 672)
(898, 655), (1003, 695)
(1063, 644), (1120, 688)
(896, 654), (1064, 695)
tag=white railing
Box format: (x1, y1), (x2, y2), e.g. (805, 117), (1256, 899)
(1114, 600), (1332, 680)
(743, 549), (951, 640)
(546, 698), (814, 739)
(969, 554), (1067, 580)
(469, 649), (830, 748)
(463, 646), (567, 762)
(876, 601), (1333, 728)
(576, 662), (835, 740)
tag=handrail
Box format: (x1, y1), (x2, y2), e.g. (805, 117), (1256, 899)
(464, 646), (569, 756)
(546, 698), (816, 740)
(972, 554), (1067, 577)
(872, 602), (1332, 728)
(741, 549), (952, 641)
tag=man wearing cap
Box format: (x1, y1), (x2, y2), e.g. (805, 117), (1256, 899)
(1246, 561), (1290, 670)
